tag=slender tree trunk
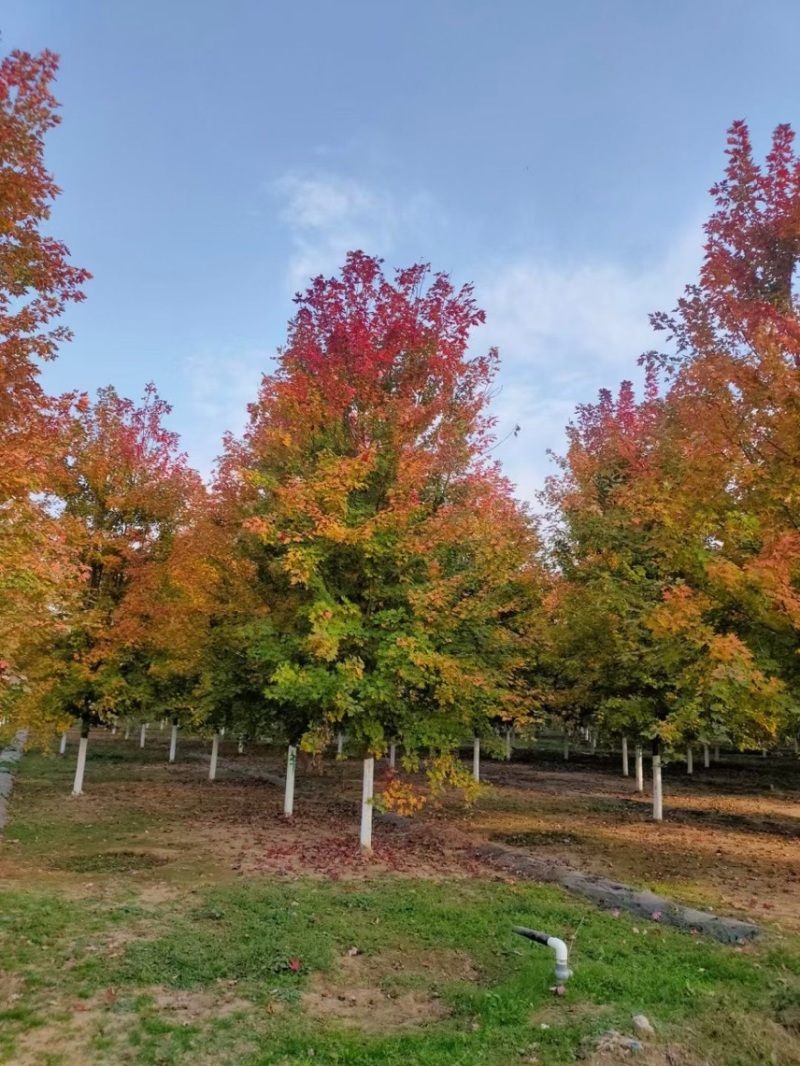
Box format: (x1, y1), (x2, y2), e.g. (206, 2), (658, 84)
(563, 733), (569, 761)
(389, 742), (396, 770)
(168, 721), (178, 763)
(762, 748), (768, 758)
(635, 744), (644, 792)
(124, 720), (130, 740)
(238, 736), (244, 755)
(72, 722), (90, 796)
(59, 732), (67, 756)
(336, 732), (343, 757)
(360, 756), (375, 851)
(160, 718), (165, 731)
(621, 736), (629, 777)
(209, 734), (220, 781)
(505, 728), (512, 761)
(686, 746), (694, 774)
(139, 723), (147, 749)
(703, 743), (710, 768)
(472, 737), (481, 782)
(591, 731), (597, 754)
(284, 745), (297, 817)
(111, 722), (117, 736)
(652, 740), (663, 822)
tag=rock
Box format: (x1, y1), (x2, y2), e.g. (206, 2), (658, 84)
(632, 1013), (655, 1036)
(594, 1031), (644, 1055)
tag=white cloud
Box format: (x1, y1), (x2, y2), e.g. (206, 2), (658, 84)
(477, 222), (704, 505)
(182, 349), (275, 478)
(272, 173), (436, 290)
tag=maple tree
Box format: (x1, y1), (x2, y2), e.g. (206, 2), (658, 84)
(0, 49), (90, 730)
(543, 122), (800, 808)
(214, 252), (544, 825)
(645, 121), (800, 748)
(19, 386), (199, 768)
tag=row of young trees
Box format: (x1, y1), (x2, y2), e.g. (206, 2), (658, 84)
(2, 48), (799, 836)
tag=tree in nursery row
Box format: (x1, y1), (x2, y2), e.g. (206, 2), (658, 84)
(18, 385), (201, 794)
(198, 253), (547, 845)
(539, 122), (800, 818)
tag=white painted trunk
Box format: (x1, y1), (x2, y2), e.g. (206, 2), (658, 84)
(111, 723), (117, 735)
(622, 736), (629, 777)
(169, 724), (178, 763)
(139, 723), (147, 748)
(160, 718), (165, 731)
(336, 732), (343, 756)
(389, 742), (396, 769)
(591, 731), (597, 754)
(59, 732), (67, 756)
(762, 748), (768, 758)
(652, 755), (663, 822)
(635, 745), (644, 792)
(209, 734), (220, 780)
(124, 722), (130, 740)
(72, 736), (89, 796)
(284, 745), (297, 817)
(703, 743), (710, 768)
(360, 756), (375, 851)
(563, 734), (569, 761)
(238, 737), (244, 754)
(505, 728), (512, 761)
(472, 737), (480, 782)
(686, 746), (694, 774)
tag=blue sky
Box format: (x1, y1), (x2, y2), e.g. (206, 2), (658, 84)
(6, 0), (800, 501)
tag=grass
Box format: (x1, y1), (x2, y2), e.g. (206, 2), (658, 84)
(0, 733), (798, 1064)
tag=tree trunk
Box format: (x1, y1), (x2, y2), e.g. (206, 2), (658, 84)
(703, 743), (710, 768)
(284, 745), (297, 817)
(124, 720), (130, 740)
(621, 736), (629, 777)
(111, 722), (117, 736)
(139, 723), (147, 749)
(635, 744), (644, 792)
(652, 741), (663, 822)
(72, 722), (90, 796)
(360, 756), (375, 852)
(563, 733), (569, 761)
(238, 736), (244, 755)
(472, 737), (480, 782)
(505, 728), (512, 761)
(168, 721), (178, 763)
(389, 742), (396, 769)
(209, 734), (220, 781)
(591, 731), (597, 754)
(686, 746), (693, 774)
(160, 718), (165, 731)
(336, 732), (343, 757)
(59, 732), (67, 756)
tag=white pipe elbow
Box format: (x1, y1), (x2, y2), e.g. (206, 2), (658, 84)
(546, 937), (572, 981)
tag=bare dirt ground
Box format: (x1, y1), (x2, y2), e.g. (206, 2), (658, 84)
(3, 731), (797, 934)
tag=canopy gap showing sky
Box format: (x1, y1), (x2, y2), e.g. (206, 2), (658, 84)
(6, 0), (799, 503)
